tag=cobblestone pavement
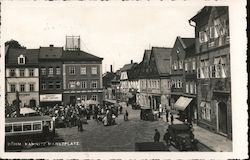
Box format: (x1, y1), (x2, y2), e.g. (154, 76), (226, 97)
(20, 104), (212, 152)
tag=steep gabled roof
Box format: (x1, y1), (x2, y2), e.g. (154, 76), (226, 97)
(39, 46), (63, 59)
(151, 47), (172, 76)
(62, 50), (103, 61)
(120, 63), (137, 72)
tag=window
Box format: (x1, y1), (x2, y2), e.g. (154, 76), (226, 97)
(91, 94), (97, 101)
(80, 67), (86, 75)
(177, 80), (182, 88)
(68, 81), (76, 89)
(81, 81), (87, 89)
(192, 59), (196, 70)
(29, 84), (34, 92)
(13, 124), (22, 132)
(10, 69), (16, 77)
(18, 55), (25, 64)
(56, 67), (61, 75)
(69, 67), (75, 75)
(91, 81), (97, 88)
(29, 69), (34, 77)
(201, 102), (211, 121)
(185, 62), (188, 71)
(179, 60), (183, 69)
(20, 84), (25, 92)
(10, 84), (16, 92)
(214, 56), (227, 78)
(48, 67), (53, 75)
(200, 59), (209, 79)
(23, 123), (32, 131)
(185, 82), (189, 93)
(190, 82), (194, 94)
(48, 82), (54, 89)
(81, 95), (87, 101)
(5, 124), (12, 132)
(56, 82), (61, 89)
(19, 69), (25, 77)
(41, 83), (46, 90)
(199, 31), (206, 43)
(174, 61), (178, 70)
(194, 82), (197, 94)
(210, 26), (218, 39)
(91, 67), (97, 74)
(41, 68), (46, 75)
(33, 122), (42, 130)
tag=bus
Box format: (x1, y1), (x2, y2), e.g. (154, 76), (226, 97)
(5, 115), (55, 149)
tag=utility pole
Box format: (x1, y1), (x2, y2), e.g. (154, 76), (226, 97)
(16, 91), (20, 117)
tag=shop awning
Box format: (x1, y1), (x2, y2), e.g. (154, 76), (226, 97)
(174, 96), (193, 111)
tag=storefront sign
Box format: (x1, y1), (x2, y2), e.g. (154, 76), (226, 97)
(40, 94), (62, 102)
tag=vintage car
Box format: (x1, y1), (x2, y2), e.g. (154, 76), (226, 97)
(140, 107), (154, 121)
(168, 124), (198, 151)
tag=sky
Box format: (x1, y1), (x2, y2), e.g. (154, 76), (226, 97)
(1, 1), (205, 73)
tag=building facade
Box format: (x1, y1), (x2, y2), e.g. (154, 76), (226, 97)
(190, 6), (231, 139)
(62, 50), (103, 105)
(5, 48), (39, 107)
(39, 45), (63, 107)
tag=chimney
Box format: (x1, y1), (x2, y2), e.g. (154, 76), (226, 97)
(131, 60), (133, 64)
(49, 44), (54, 47)
(110, 65), (113, 73)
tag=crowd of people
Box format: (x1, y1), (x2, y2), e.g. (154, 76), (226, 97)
(35, 103), (127, 130)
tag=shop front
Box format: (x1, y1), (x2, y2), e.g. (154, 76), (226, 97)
(174, 96), (193, 122)
(40, 94), (62, 107)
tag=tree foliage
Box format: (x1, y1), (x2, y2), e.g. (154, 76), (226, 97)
(5, 39), (25, 49)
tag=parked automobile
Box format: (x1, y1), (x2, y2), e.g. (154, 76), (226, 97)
(140, 107), (154, 121)
(168, 124), (198, 151)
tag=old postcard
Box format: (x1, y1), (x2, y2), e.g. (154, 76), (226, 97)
(0, 0), (248, 159)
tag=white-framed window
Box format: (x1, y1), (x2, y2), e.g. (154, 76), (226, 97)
(68, 81), (76, 89)
(91, 67), (97, 75)
(91, 94), (97, 101)
(80, 67), (86, 75)
(190, 82), (194, 94)
(18, 55), (25, 64)
(41, 68), (46, 75)
(194, 82), (197, 94)
(179, 60), (183, 69)
(81, 81), (87, 89)
(41, 83), (46, 90)
(185, 62), (188, 71)
(10, 84), (16, 92)
(174, 61), (178, 70)
(81, 95), (87, 101)
(69, 67), (75, 75)
(201, 102), (211, 121)
(19, 68), (25, 77)
(10, 69), (16, 77)
(177, 80), (182, 88)
(20, 84), (25, 92)
(56, 81), (61, 89)
(48, 67), (53, 75)
(199, 31), (208, 43)
(91, 81), (97, 88)
(29, 69), (34, 77)
(48, 82), (54, 89)
(200, 59), (209, 79)
(56, 67), (61, 75)
(192, 59), (196, 70)
(210, 26), (218, 39)
(29, 84), (34, 92)
(185, 82), (189, 93)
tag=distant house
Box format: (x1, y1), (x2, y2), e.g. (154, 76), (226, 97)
(120, 60), (138, 103)
(138, 47), (172, 110)
(62, 49), (103, 105)
(39, 45), (63, 107)
(189, 6), (231, 139)
(5, 48), (39, 107)
(170, 36), (195, 121)
(102, 65), (116, 100)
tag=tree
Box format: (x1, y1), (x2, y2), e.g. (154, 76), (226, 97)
(5, 39), (25, 49)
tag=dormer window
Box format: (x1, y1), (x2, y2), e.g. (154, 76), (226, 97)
(18, 55), (26, 65)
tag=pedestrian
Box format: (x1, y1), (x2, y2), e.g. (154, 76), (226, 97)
(154, 129), (160, 142)
(165, 109), (169, 122)
(170, 113), (174, 125)
(124, 110), (128, 121)
(163, 129), (170, 147)
(159, 104), (162, 118)
(119, 106), (123, 114)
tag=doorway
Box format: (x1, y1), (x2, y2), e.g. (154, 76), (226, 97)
(218, 102), (228, 134)
(70, 96), (76, 106)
